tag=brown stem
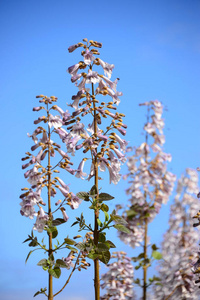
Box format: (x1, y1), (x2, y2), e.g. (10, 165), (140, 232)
(47, 109), (53, 300)
(143, 215), (148, 300)
(92, 82), (100, 300)
(164, 284), (181, 300)
(143, 106), (150, 300)
(53, 252), (81, 297)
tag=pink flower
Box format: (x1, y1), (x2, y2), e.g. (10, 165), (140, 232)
(75, 158), (87, 179)
(84, 49), (95, 65)
(86, 70), (100, 85)
(98, 58), (114, 79)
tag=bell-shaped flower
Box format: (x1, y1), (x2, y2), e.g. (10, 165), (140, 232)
(33, 206), (49, 233)
(62, 253), (75, 269)
(85, 70), (100, 85)
(60, 207), (69, 221)
(48, 114), (63, 129)
(98, 58), (114, 79)
(75, 158), (87, 179)
(68, 63), (80, 76)
(67, 135), (81, 156)
(84, 49), (95, 65)
(69, 193), (82, 209)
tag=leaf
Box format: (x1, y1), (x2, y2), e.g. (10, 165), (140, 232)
(99, 233), (106, 243)
(47, 226), (58, 239)
(25, 250), (33, 264)
(113, 224), (130, 234)
(87, 253), (99, 260)
(76, 191), (90, 201)
(89, 185), (97, 196)
(97, 218), (102, 227)
(132, 257), (139, 262)
(152, 251), (162, 260)
(97, 243), (110, 252)
(100, 203), (109, 212)
(55, 259), (68, 268)
(100, 251), (111, 264)
(98, 193), (114, 201)
(71, 221), (79, 227)
(23, 236), (32, 243)
(64, 238), (76, 245)
(105, 240), (116, 248)
(134, 278), (141, 285)
(104, 211), (109, 222)
(151, 244), (159, 251)
(28, 237), (38, 247)
(75, 242), (86, 251)
(48, 267), (61, 279)
(33, 291), (40, 297)
(37, 259), (48, 267)
(135, 265), (141, 270)
(52, 218), (66, 226)
(126, 209), (138, 219)
(65, 245), (78, 252)
(111, 215), (127, 225)
(138, 253), (145, 259)
(33, 288), (47, 297)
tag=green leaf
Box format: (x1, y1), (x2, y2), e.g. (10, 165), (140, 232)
(100, 203), (109, 212)
(134, 278), (141, 285)
(55, 259), (68, 268)
(64, 238), (76, 245)
(33, 288), (47, 297)
(71, 221), (79, 227)
(75, 242), (86, 251)
(37, 259), (48, 267)
(152, 251), (162, 260)
(97, 243), (110, 252)
(28, 237), (38, 247)
(105, 240), (116, 248)
(76, 191), (90, 201)
(99, 233), (106, 243)
(23, 236), (32, 243)
(126, 209), (138, 219)
(100, 251), (111, 264)
(135, 265), (141, 270)
(52, 218), (66, 226)
(138, 253), (145, 259)
(48, 267), (61, 279)
(89, 185), (97, 196)
(151, 244), (159, 251)
(113, 224), (130, 234)
(132, 256), (139, 262)
(97, 218), (102, 227)
(47, 226), (58, 239)
(65, 245), (78, 252)
(104, 211), (109, 222)
(25, 250), (33, 264)
(111, 215), (127, 225)
(87, 253), (99, 260)
(98, 193), (114, 201)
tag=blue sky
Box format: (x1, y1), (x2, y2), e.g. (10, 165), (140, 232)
(0, 0), (200, 299)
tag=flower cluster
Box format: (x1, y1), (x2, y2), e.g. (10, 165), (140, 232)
(100, 251), (135, 300)
(67, 38), (127, 184)
(118, 100), (176, 248)
(20, 95), (81, 232)
(153, 168), (200, 299)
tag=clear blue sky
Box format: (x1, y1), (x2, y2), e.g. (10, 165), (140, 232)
(0, 0), (200, 299)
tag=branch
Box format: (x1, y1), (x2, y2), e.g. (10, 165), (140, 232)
(53, 251), (81, 297)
